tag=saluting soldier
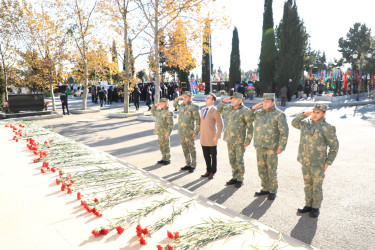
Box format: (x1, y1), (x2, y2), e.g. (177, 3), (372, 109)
(217, 92), (252, 188)
(174, 91), (200, 173)
(292, 104), (339, 218)
(250, 93), (289, 200)
(151, 98), (174, 165)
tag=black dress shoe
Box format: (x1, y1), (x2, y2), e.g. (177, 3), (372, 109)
(157, 160), (165, 164)
(297, 206), (312, 213)
(234, 181), (243, 188)
(181, 165), (191, 171)
(188, 168), (196, 173)
(201, 172), (210, 177)
(309, 208), (320, 218)
(267, 193), (276, 200)
(226, 179), (237, 185)
(162, 160), (170, 165)
(255, 190), (270, 196)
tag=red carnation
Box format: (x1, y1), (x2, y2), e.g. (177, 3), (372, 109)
(142, 228), (150, 236)
(94, 198), (99, 202)
(139, 237), (147, 245)
(101, 227), (110, 235)
(49, 139), (53, 142)
(136, 224), (142, 233)
(51, 167), (56, 172)
(157, 245), (163, 250)
(56, 179), (60, 185)
(173, 232), (179, 239)
(44, 141), (48, 144)
(97, 213), (103, 217)
(167, 244), (173, 250)
(167, 230), (174, 239)
(60, 185), (65, 191)
(41, 169), (45, 173)
(116, 226), (124, 234)
(67, 188), (72, 194)
(91, 228), (101, 237)
(15, 139), (18, 142)
(77, 192), (81, 200)
(137, 232), (142, 238)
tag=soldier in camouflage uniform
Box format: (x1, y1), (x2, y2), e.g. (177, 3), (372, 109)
(151, 98), (174, 165)
(174, 91), (200, 173)
(292, 103), (339, 218)
(249, 93), (289, 200)
(217, 92), (252, 188)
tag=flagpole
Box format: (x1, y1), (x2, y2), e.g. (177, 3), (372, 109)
(209, 34), (212, 93)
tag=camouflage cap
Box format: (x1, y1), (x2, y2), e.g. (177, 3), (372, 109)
(313, 103), (328, 112)
(263, 93), (275, 100)
(160, 98), (169, 103)
(232, 92), (243, 99)
(183, 91), (192, 97)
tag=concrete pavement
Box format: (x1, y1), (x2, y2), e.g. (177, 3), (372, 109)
(34, 97), (375, 249)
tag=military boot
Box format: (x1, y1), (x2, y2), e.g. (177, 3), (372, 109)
(309, 208), (320, 218)
(297, 206), (312, 213)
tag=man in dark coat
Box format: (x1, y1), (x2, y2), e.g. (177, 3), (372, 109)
(60, 90), (70, 115)
(133, 85), (141, 111)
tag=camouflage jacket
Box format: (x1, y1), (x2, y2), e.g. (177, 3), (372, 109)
(217, 102), (252, 144)
(151, 105), (174, 136)
(173, 99), (200, 136)
(249, 106), (289, 151)
(292, 113), (339, 166)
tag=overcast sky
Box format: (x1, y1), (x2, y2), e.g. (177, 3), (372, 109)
(184, 0), (375, 75)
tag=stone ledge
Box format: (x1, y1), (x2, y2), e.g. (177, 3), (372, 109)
(69, 109), (100, 114)
(2, 112), (63, 121)
(136, 115), (155, 122)
(108, 112), (144, 118)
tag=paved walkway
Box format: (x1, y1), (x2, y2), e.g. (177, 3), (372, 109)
(0, 124), (313, 250)
(31, 98), (375, 250)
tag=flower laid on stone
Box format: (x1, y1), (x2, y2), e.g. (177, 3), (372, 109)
(145, 197), (196, 236)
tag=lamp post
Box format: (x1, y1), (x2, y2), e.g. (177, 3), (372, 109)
(352, 50), (373, 101)
(352, 51), (359, 101)
(365, 50), (373, 98)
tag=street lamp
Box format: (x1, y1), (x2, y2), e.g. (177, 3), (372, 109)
(366, 50), (373, 97)
(366, 50), (372, 60)
(352, 51), (360, 101)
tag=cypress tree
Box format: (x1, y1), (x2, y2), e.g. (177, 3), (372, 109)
(258, 0), (277, 94)
(229, 27), (241, 89)
(201, 18), (212, 94)
(276, 0), (307, 95)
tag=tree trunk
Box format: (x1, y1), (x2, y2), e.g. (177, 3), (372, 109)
(4, 72), (8, 102)
(123, 19), (129, 113)
(50, 82), (56, 111)
(154, 1), (160, 103)
(82, 57), (88, 110)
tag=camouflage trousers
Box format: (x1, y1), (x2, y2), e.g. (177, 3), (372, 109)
(227, 143), (246, 181)
(256, 149), (278, 193)
(180, 135), (196, 167)
(302, 163), (325, 209)
(158, 135), (171, 161)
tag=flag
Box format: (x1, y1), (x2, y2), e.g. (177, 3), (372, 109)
(190, 81), (199, 94)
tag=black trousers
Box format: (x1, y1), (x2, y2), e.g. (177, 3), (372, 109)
(62, 103), (69, 115)
(202, 146), (217, 173)
(134, 100), (140, 110)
